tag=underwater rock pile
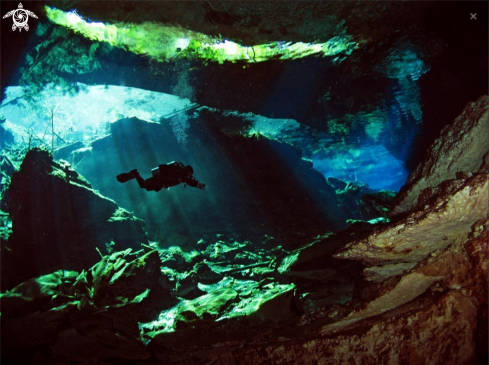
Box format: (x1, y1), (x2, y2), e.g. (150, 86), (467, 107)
(1, 249), (169, 363)
(1, 97), (488, 364)
(0, 236), (301, 363)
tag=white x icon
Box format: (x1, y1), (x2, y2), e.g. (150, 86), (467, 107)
(470, 13), (477, 20)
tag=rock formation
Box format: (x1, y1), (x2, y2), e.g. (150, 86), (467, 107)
(1, 148), (147, 290)
(391, 95), (489, 215)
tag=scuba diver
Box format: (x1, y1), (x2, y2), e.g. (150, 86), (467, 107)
(116, 161), (205, 192)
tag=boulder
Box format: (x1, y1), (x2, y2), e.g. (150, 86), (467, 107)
(70, 249), (175, 338)
(0, 270), (78, 319)
(1, 248), (175, 363)
(1, 148), (147, 290)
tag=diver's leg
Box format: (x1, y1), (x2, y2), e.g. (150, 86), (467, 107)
(133, 171), (147, 189)
(117, 169), (138, 183)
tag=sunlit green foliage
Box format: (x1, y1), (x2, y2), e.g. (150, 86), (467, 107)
(19, 23), (100, 102)
(0, 210), (13, 241)
(139, 276), (295, 337)
(45, 6), (357, 64)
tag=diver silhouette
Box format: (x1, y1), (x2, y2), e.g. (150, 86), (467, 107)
(116, 161), (205, 192)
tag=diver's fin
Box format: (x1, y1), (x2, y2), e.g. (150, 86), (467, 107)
(116, 169), (137, 183)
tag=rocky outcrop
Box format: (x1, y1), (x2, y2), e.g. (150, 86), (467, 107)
(391, 95), (489, 215)
(262, 96), (489, 364)
(332, 95), (489, 285)
(233, 289), (479, 365)
(336, 173), (488, 281)
(1, 148), (147, 290)
(1, 249), (173, 364)
(70, 115), (350, 247)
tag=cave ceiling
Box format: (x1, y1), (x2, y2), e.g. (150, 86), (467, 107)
(1, 1), (487, 185)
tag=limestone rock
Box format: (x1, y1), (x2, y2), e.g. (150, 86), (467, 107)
(76, 249), (175, 338)
(391, 95), (489, 215)
(233, 290), (479, 365)
(335, 173), (488, 274)
(90, 250), (164, 307)
(416, 219), (488, 361)
(309, 216), (488, 361)
(465, 223), (489, 361)
(363, 262), (417, 283)
(319, 272), (443, 333)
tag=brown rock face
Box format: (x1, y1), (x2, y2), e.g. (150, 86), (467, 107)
(233, 290), (478, 365)
(391, 95), (489, 216)
(226, 220), (487, 364)
(335, 173), (488, 281)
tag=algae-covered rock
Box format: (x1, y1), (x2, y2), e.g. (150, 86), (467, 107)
(143, 286), (238, 336)
(140, 274), (296, 345)
(1, 270), (81, 355)
(0, 270), (79, 319)
(1, 248), (174, 362)
(90, 249), (164, 306)
(74, 249), (175, 337)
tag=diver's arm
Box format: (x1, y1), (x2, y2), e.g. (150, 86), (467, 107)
(184, 176), (205, 190)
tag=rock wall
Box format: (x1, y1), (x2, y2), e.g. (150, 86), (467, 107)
(391, 95), (489, 215)
(233, 290), (479, 365)
(336, 173), (488, 281)
(268, 95), (489, 364)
